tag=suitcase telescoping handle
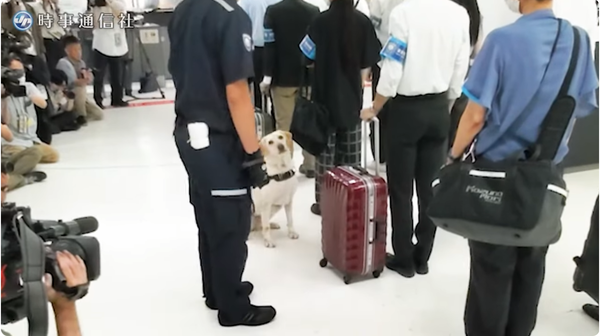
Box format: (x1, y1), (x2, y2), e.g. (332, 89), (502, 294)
(361, 117), (381, 177)
(249, 83), (271, 115)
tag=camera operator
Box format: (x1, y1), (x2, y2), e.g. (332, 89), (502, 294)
(1, 84), (47, 191)
(47, 70), (83, 132)
(44, 251), (86, 336)
(90, 0), (129, 108)
(2, 55), (60, 165)
(56, 36), (103, 123)
(1, 0), (45, 57)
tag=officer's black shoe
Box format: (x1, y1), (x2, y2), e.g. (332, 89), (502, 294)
(385, 253), (415, 278)
(415, 262), (429, 275)
(310, 203), (321, 216)
(583, 304), (599, 321)
(76, 115), (88, 126)
(205, 281), (255, 310)
(218, 305), (277, 327)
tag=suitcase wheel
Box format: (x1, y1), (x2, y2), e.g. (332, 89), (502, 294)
(372, 270), (382, 278)
(319, 258), (328, 268)
(343, 275), (352, 285)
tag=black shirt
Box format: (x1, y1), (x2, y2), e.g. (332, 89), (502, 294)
(263, 0), (319, 87)
(168, 0), (254, 133)
(305, 2), (380, 129)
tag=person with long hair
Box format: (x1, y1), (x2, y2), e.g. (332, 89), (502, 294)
(300, 0), (381, 215)
(452, 0), (483, 59)
(361, 0), (470, 278)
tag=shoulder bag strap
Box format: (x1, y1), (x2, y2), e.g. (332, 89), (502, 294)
(534, 25), (581, 161)
(506, 19), (563, 140)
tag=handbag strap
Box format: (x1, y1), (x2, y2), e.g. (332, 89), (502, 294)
(534, 25), (581, 161)
(503, 19), (563, 143)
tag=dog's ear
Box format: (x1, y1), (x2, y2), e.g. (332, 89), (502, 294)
(259, 137), (269, 157)
(283, 131), (294, 158)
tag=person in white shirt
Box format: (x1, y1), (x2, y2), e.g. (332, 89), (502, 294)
(360, 0), (470, 278)
(90, 0), (129, 108)
(367, 0), (404, 167)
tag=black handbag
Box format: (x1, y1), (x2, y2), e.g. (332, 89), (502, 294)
(290, 66), (331, 156)
(427, 22), (580, 247)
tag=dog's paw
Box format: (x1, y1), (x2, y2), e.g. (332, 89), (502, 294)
(288, 231), (299, 240)
(269, 223), (281, 230)
(264, 240), (276, 248)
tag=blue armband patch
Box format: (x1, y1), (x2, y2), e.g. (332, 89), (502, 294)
(299, 35), (316, 60)
(380, 36), (407, 63)
(264, 28), (275, 43)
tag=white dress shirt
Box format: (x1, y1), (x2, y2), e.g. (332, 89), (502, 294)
(376, 0), (470, 100)
(369, 0), (405, 45)
(91, 0), (129, 57)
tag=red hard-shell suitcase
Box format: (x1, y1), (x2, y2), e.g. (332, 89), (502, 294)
(319, 118), (388, 284)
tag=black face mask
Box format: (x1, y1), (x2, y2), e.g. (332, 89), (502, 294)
(11, 69), (25, 79)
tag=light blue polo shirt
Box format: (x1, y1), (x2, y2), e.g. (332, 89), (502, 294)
(463, 9), (598, 164)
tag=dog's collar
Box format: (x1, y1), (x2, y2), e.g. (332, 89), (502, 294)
(268, 170), (295, 182)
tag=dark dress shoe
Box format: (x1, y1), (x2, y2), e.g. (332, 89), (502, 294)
(583, 304), (599, 321)
(310, 203), (321, 216)
(111, 100), (129, 107)
(299, 165), (315, 178)
(385, 253), (415, 278)
(415, 262), (429, 275)
(205, 281), (254, 310)
(218, 305), (277, 327)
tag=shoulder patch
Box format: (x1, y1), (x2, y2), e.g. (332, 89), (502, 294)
(243, 34), (253, 52)
(380, 36), (407, 63)
(213, 0), (234, 12)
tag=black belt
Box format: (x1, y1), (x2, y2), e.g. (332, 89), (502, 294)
(395, 91), (447, 101)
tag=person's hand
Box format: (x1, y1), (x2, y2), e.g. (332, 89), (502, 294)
(259, 80), (270, 94)
(242, 150), (269, 189)
(45, 251), (88, 305)
(360, 106), (376, 121)
(1, 84), (5, 96)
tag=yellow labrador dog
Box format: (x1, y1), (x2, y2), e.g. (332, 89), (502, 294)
(251, 130), (299, 248)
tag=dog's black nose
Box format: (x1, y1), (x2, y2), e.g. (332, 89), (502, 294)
(277, 143), (286, 153)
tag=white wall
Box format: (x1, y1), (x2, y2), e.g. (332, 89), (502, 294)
(479, 0), (599, 42)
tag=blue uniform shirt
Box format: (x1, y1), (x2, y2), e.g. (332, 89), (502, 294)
(238, 0), (281, 47)
(168, 0), (254, 133)
(463, 9), (598, 163)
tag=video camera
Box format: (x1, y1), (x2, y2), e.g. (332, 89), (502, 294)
(1, 202), (101, 336)
(1, 30), (31, 98)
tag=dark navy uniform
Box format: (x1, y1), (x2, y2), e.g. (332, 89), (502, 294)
(168, 0), (255, 323)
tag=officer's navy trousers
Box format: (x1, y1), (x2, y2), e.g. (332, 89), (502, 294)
(385, 93), (448, 267)
(174, 124), (252, 320)
(465, 241), (548, 336)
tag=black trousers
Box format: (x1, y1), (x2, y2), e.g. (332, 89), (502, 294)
(174, 125), (252, 320)
(92, 50), (125, 105)
(370, 65), (387, 164)
(465, 241), (549, 336)
(385, 93), (449, 266)
(250, 47), (264, 109)
(43, 38), (65, 71)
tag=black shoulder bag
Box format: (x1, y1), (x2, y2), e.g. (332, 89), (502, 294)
(427, 23), (580, 247)
(290, 59), (332, 156)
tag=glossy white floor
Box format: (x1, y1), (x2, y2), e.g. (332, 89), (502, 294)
(3, 96), (599, 336)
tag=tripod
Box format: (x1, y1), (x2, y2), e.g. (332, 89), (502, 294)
(125, 24), (166, 101)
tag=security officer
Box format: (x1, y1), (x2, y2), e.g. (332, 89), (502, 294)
(168, 0), (276, 327)
(448, 0), (598, 335)
(361, 0), (470, 278)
